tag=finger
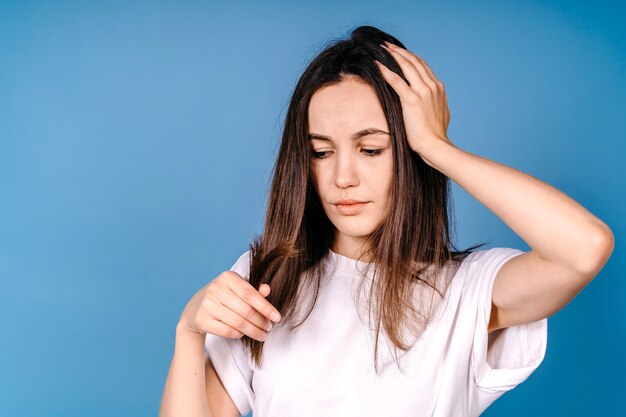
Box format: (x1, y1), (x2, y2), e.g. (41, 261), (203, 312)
(221, 285), (274, 330)
(383, 41), (437, 90)
(208, 296), (270, 341)
(415, 56), (442, 86)
(203, 316), (244, 339)
(374, 60), (417, 101)
(380, 43), (426, 90)
(416, 54), (445, 88)
(228, 274), (282, 323)
(406, 51), (440, 85)
(384, 42), (439, 92)
(259, 283), (271, 297)
(444, 91), (450, 128)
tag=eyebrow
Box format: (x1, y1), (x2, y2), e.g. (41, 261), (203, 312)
(307, 127), (390, 142)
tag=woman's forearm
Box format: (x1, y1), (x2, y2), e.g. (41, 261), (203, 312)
(419, 139), (612, 271)
(160, 325), (212, 417)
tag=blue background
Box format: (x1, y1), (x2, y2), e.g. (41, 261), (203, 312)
(1, 1), (624, 416)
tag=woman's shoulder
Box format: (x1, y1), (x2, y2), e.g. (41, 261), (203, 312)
(227, 249), (252, 281)
(462, 247), (524, 267)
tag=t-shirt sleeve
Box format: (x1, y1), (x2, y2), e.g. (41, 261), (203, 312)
(465, 247), (548, 394)
(204, 250), (255, 416)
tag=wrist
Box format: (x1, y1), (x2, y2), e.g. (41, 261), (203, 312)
(414, 137), (457, 170)
(175, 322), (205, 341)
(173, 327), (207, 359)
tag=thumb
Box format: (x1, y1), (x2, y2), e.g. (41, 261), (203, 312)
(258, 283), (271, 297)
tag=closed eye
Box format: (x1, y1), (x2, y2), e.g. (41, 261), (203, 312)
(362, 149), (385, 157)
(311, 149), (386, 159)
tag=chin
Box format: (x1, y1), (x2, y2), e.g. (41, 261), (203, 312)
(331, 218), (379, 237)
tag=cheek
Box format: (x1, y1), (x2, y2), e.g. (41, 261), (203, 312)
(309, 166), (318, 189)
(311, 165), (326, 191)
(374, 163), (393, 194)
(310, 171), (324, 200)
(377, 172), (393, 214)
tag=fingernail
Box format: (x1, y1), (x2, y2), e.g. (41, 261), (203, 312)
(266, 322), (273, 331)
(271, 311), (281, 322)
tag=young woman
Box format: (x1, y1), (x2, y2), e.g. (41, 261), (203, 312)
(160, 26), (614, 417)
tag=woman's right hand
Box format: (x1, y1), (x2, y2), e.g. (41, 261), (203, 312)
(177, 270), (282, 342)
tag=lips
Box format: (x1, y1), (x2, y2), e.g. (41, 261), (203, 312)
(334, 200), (369, 215)
(334, 199), (367, 205)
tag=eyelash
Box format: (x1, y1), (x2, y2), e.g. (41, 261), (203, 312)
(311, 149), (385, 159)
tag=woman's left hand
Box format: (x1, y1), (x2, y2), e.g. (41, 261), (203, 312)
(375, 41), (453, 155)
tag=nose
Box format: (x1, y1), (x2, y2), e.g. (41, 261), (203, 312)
(333, 150), (360, 189)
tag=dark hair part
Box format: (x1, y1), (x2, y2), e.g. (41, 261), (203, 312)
(241, 25), (486, 374)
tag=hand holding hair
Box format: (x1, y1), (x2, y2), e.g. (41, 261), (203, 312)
(375, 41), (453, 158)
(177, 272), (281, 343)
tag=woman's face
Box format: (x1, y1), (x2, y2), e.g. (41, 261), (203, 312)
(308, 76), (393, 257)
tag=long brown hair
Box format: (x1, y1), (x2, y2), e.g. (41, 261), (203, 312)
(241, 25), (486, 374)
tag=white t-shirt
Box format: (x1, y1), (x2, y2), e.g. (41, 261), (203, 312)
(205, 247), (548, 417)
